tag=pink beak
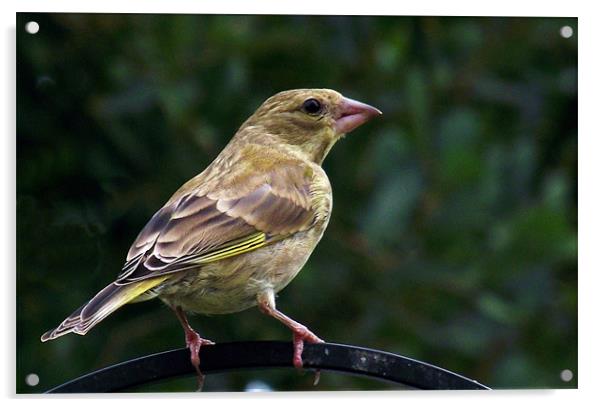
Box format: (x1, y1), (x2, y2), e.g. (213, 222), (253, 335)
(334, 96), (382, 134)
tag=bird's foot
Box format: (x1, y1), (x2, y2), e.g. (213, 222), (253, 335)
(291, 326), (324, 386)
(184, 330), (215, 391)
(291, 325), (324, 369)
(255, 292), (323, 385)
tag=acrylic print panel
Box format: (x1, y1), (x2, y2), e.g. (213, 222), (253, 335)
(16, 13), (577, 393)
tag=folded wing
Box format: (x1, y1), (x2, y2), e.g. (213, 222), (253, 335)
(117, 164), (316, 285)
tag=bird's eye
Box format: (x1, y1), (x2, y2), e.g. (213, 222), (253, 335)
(302, 98), (322, 115)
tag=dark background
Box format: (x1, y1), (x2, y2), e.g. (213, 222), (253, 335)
(16, 14), (577, 393)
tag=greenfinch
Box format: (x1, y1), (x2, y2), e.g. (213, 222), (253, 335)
(41, 89), (381, 386)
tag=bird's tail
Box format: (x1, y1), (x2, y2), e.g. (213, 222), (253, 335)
(40, 276), (168, 342)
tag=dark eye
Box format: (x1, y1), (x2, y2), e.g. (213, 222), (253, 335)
(302, 98), (322, 115)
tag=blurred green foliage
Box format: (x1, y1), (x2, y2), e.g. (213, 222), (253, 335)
(16, 14), (577, 392)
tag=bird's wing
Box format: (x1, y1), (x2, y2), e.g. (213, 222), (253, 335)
(116, 162), (316, 285)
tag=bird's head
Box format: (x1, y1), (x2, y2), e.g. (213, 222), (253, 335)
(239, 89), (381, 164)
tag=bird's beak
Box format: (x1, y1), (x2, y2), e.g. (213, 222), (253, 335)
(334, 96), (382, 134)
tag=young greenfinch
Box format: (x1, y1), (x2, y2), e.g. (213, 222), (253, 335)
(41, 88), (381, 386)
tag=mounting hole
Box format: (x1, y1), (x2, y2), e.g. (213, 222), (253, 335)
(25, 21), (39, 34)
(560, 25), (573, 38)
(560, 369), (573, 382)
(25, 373), (40, 387)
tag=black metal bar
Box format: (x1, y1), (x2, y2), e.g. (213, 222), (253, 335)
(45, 341), (490, 392)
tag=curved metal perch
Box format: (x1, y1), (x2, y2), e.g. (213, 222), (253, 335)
(45, 341), (490, 392)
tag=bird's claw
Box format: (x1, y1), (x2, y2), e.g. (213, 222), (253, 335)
(291, 327), (324, 369)
(184, 330), (214, 391)
(290, 327), (324, 386)
(313, 369), (321, 386)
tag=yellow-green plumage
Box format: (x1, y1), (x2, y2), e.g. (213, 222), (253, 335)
(41, 89), (380, 346)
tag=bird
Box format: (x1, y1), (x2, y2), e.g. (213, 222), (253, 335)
(41, 88), (381, 388)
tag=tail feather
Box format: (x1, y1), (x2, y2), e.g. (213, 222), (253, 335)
(41, 277), (168, 342)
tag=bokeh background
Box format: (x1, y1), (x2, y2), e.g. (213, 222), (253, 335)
(16, 14), (577, 393)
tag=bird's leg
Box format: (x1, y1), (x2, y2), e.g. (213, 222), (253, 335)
(257, 291), (324, 384)
(172, 306), (215, 390)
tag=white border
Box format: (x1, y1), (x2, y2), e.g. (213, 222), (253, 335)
(13, 0), (579, 16)
(3, 1), (598, 406)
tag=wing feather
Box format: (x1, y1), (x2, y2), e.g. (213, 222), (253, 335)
(116, 163), (316, 285)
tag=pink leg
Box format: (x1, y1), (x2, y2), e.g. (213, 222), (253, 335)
(257, 294), (324, 371)
(173, 306), (214, 390)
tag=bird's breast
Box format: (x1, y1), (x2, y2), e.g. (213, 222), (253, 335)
(308, 166), (333, 228)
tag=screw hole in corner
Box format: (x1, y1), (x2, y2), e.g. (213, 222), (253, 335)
(25, 21), (39, 35)
(560, 25), (573, 39)
(560, 369), (574, 382)
(25, 373), (40, 387)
